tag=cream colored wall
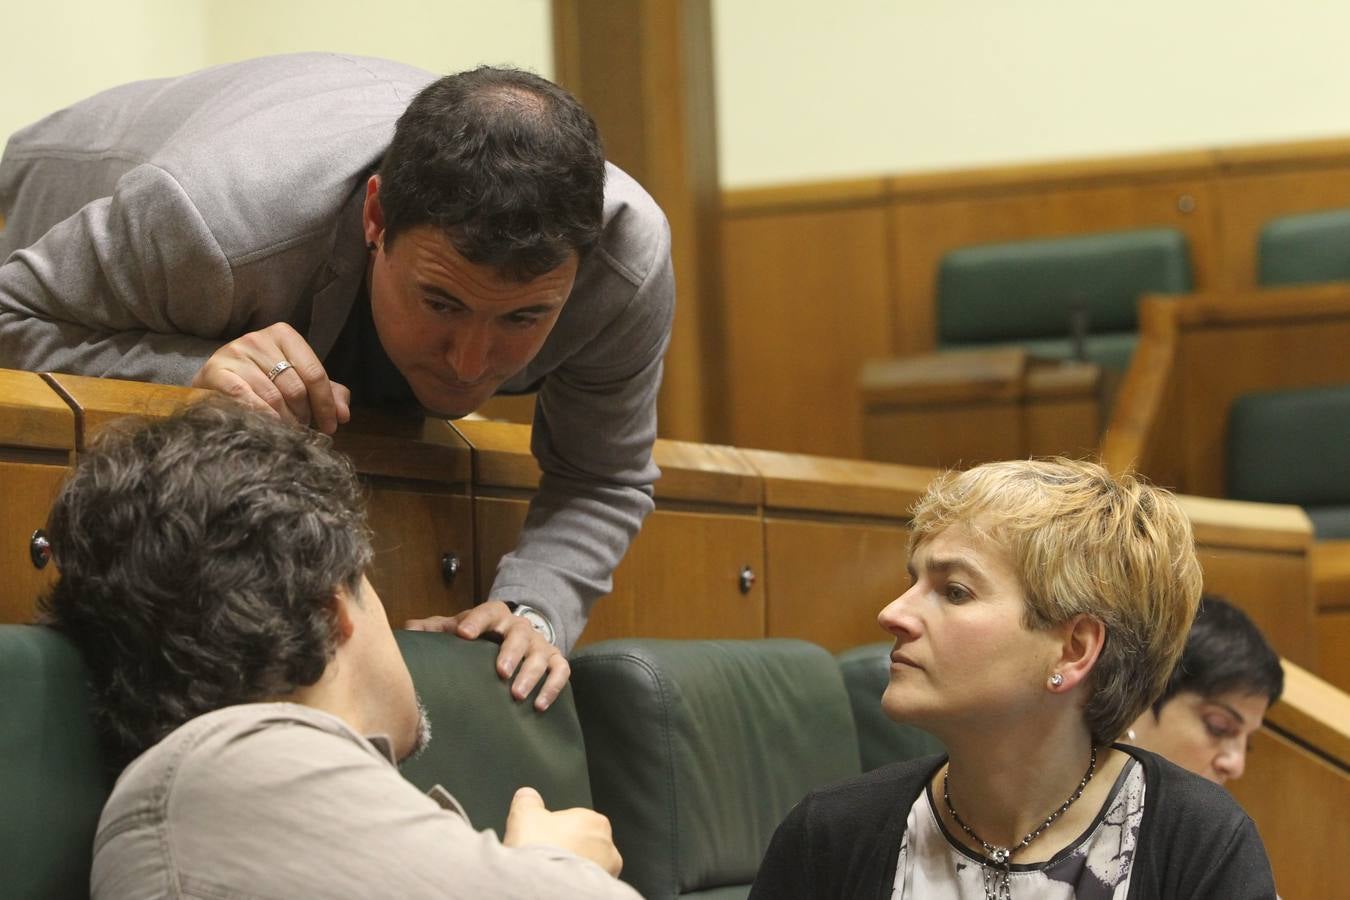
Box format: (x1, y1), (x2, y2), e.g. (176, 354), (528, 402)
(202, 0), (552, 80)
(1, 0), (208, 148)
(712, 0), (1350, 188)
(1, 1), (552, 151)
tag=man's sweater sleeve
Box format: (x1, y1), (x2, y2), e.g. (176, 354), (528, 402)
(486, 220), (674, 653)
(0, 162), (232, 385)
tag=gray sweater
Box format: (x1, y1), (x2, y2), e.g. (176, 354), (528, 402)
(0, 54), (675, 650)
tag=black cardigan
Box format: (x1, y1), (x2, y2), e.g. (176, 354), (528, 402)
(749, 745), (1276, 899)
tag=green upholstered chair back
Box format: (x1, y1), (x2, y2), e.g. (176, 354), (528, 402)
(395, 631), (592, 837)
(836, 643), (944, 772)
(1258, 208), (1350, 286)
(937, 228), (1192, 371)
(571, 639), (862, 900)
(1226, 384), (1350, 538)
(0, 625), (111, 899)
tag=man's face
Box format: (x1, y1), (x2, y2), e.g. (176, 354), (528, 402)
(346, 575), (426, 760)
(366, 221), (577, 418)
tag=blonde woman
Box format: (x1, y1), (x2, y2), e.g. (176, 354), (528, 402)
(751, 460), (1275, 899)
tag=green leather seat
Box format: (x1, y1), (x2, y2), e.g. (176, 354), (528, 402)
(1258, 208), (1350, 286)
(395, 630), (593, 837)
(571, 639), (862, 900)
(937, 228), (1193, 372)
(836, 643), (944, 772)
(1226, 384), (1350, 538)
(0, 625), (111, 900)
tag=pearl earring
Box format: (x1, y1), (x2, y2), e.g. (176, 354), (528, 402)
(1048, 672), (1065, 689)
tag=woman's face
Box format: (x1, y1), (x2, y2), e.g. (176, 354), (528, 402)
(878, 523), (1066, 735)
(1128, 690), (1269, 784)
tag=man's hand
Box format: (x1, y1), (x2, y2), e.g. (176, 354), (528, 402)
(406, 600), (570, 711)
(503, 787), (623, 877)
(192, 323), (352, 434)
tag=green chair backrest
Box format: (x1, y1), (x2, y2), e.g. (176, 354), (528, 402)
(571, 639), (861, 900)
(395, 631), (592, 837)
(836, 643), (944, 772)
(1226, 384), (1350, 538)
(937, 228), (1192, 370)
(0, 625), (111, 899)
(1258, 208), (1350, 286)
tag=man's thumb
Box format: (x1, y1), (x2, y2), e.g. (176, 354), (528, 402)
(511, 786), (546, 811)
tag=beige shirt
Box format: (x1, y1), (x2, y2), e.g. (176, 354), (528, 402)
(91, 703), (641, 900)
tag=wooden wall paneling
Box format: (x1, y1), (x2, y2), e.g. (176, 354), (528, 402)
(720, 198), (894, 457)
(0, 371), (77, 625)
(1226, 660), (1350, 900)
(1316, 611), (1350, 695)
(888, 175), (1221, 356)
(554, 0), (725, 443)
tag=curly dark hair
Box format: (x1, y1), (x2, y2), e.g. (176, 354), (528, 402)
(38, 401), (373, 766)
(1152, 595), (1284, 715)
(378, 66), (606, 281)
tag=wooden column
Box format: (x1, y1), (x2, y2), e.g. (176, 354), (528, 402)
(553, 0), (726, 443)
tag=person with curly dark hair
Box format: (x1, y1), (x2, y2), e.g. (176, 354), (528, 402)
(40, 402), (640, 900)
(0, 54), (674, 707)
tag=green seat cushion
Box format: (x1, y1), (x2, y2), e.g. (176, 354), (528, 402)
(395, 631), (592, 838)
(836, 643), (944, 772)
(1305, 507), (1350, 539)
(0, 625), (111, 900)
(1226, 384), (1350, 507)
(937, 228), (1191, 348)
(571, 639), (861, 900)
(1258, 208), (1350, 286)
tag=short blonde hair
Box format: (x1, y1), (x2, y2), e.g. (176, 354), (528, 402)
(909, 458), (1202, 745)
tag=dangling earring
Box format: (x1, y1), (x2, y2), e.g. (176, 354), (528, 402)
(1048, 672), (1065, 689)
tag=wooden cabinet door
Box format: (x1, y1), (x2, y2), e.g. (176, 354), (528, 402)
(765, 517), (911, 652)
(475, 497), (766, 646)
(364, 484), (474, 626)
(0, 462), (67, 624)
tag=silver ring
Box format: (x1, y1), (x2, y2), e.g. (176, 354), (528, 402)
(266, 360), (293, 382)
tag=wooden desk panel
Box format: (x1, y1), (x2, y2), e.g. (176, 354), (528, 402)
(475, 497), (766, 647)
(365, 486), (474, 626)
(764, 517), (910, 652)
(0, 462), (67, 624)
(1195, 545), (1315, 670)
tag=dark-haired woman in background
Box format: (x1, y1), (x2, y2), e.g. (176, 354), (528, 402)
(1126, 596), (1283, 785)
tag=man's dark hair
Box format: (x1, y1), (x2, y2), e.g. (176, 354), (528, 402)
(1152, 595), (1284, 715)
(39, 402), (373, 766)
(378, 66), (606, 281)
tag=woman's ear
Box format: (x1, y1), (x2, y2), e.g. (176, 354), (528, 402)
(1047, 614), (1106, 692)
